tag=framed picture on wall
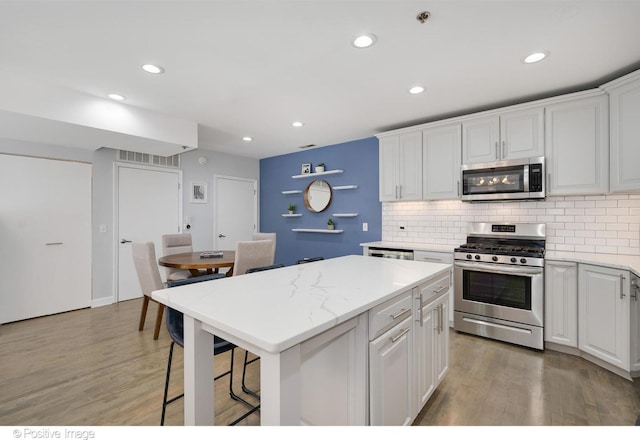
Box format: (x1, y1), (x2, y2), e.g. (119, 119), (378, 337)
(190, 182), (207, 203)
(301, 163), (311, 175)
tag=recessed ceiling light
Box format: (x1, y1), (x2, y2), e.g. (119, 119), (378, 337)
(292, 121), (304, 127)
(242, 136), (253, 142)
(142, 64), (165, 74)
(352, 34), (377, 49)
(108, 93), (125, 101)
(523, 51), (548, 64)
(409, 86), (425, 94)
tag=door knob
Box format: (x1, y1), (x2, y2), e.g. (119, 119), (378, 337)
(120, 239), (132, 244)
(218, 234), (226, 238)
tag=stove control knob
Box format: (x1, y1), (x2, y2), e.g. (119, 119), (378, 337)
(510, 257), (517, 263)
(492, 256), (498, 262)
(520, 258), (527, 264)
(474, 255), (481, 260)
(466, 254), (472, 260)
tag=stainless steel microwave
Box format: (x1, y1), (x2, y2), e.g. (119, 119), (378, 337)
(460, 157), (545, 202)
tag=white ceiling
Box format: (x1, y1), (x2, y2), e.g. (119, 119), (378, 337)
(1, 0), (640, 160)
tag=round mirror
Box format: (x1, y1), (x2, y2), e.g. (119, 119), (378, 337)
(304, 179), (333, 213)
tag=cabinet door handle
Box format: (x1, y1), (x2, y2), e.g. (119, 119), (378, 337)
(434, 285), (447, 294)
(502, 140), (506, 159)
(390, 327), (410, 343)
(440, 304), (445, 333)
(395, 185), (399, 199)
(457, 180), (460, 197)
(399, 185), (402, 199)
(495, 141), (499, 160)
(632, 278), (638, 301)
(389, 308), (409, 320)
(45, 242), (63, 246)
(620, 274), (626, 299)
(419, 293), (425, 327)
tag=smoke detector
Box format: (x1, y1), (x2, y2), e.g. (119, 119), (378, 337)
(416, 11), (430, 24)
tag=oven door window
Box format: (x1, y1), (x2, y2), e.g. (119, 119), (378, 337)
(462, 165), (525, 196)
(462, 269), (532, 310)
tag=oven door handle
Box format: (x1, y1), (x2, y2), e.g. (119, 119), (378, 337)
(455, 261), (543, 276)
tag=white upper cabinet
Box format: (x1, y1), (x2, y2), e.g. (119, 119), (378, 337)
(422, 124), (461, 200)
(462, 107), (543, 164)
(378, 131), (423, 202)
(601, 70), (640, 193)
(545, 92), (609, 196)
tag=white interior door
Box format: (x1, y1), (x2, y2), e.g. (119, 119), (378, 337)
(0, 154), (92, 324)
(213, 175), (257, 251)
(116, 164), (181, 302)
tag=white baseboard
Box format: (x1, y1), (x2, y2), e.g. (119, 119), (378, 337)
(91, 296), (114, 308)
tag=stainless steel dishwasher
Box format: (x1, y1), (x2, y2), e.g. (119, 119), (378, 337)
(367, 247), (414, 260)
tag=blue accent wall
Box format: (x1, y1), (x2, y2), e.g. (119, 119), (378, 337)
(260, 137), (381, 266)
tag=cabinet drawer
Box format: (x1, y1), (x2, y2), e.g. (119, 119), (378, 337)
(413, 250), (452, 264)
(417, 272), (450, 307)
(369, 291), (413, 340)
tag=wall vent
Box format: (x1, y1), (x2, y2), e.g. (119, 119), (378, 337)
(117, 150), (180, 168)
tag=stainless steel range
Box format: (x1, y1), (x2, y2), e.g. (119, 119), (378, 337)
(453, 222), (545, 350)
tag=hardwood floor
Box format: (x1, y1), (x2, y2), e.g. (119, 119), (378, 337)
(1, 298), (639, 426)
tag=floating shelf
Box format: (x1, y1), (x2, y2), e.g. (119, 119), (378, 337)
(282, 190), (302, 194)
(333, 185), (358, 191)
(292, 228), (344, 234)
(292, 169), (343, 179)
(282, 213), (302, 217)
(332, 213), (358, 218)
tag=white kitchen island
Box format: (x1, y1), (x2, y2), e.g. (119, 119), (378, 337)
(152, 254), (451, 426)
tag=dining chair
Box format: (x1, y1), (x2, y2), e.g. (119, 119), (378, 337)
(161, 275), (260, 426)
(232, 239), (275, 278)
(252, 232), (276, 262)
(161, 233), (204, 281)
(132, 241), (221, 340)
(132, 241), (167, 341)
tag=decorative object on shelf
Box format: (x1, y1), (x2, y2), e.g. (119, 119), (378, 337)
(288, 203), (297, 214)
(315, 163), (325, 173)
(327, 219), (335, 230)
(304, 179), (332, 213)
(301, 163), (311, 175)
(190, 182), (207, 203)
(292, 169), (343, 179)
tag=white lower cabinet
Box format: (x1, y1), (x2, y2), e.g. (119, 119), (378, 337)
(369, 271), (451, 425)
(631, 274), (640, 375)
(415, 292), (449, 410)
(578, 264), (630, 371)
(369, 314), (414, 426)
(544, 260), (578, 348)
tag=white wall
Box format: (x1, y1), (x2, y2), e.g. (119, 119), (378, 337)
(382, 194), (640, 256)
(0, 140), (259, 303)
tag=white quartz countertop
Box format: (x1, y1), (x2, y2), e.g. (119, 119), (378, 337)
(545, 251), (640, 277)
(360, 241), (455, 253)
(152, 255), (450, 354)
(361, 241), (640, 277)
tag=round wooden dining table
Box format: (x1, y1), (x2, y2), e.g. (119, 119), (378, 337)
(158, 251), (236, 277)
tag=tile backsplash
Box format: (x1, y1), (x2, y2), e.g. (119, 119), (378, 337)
(382, 194), (640, 255)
